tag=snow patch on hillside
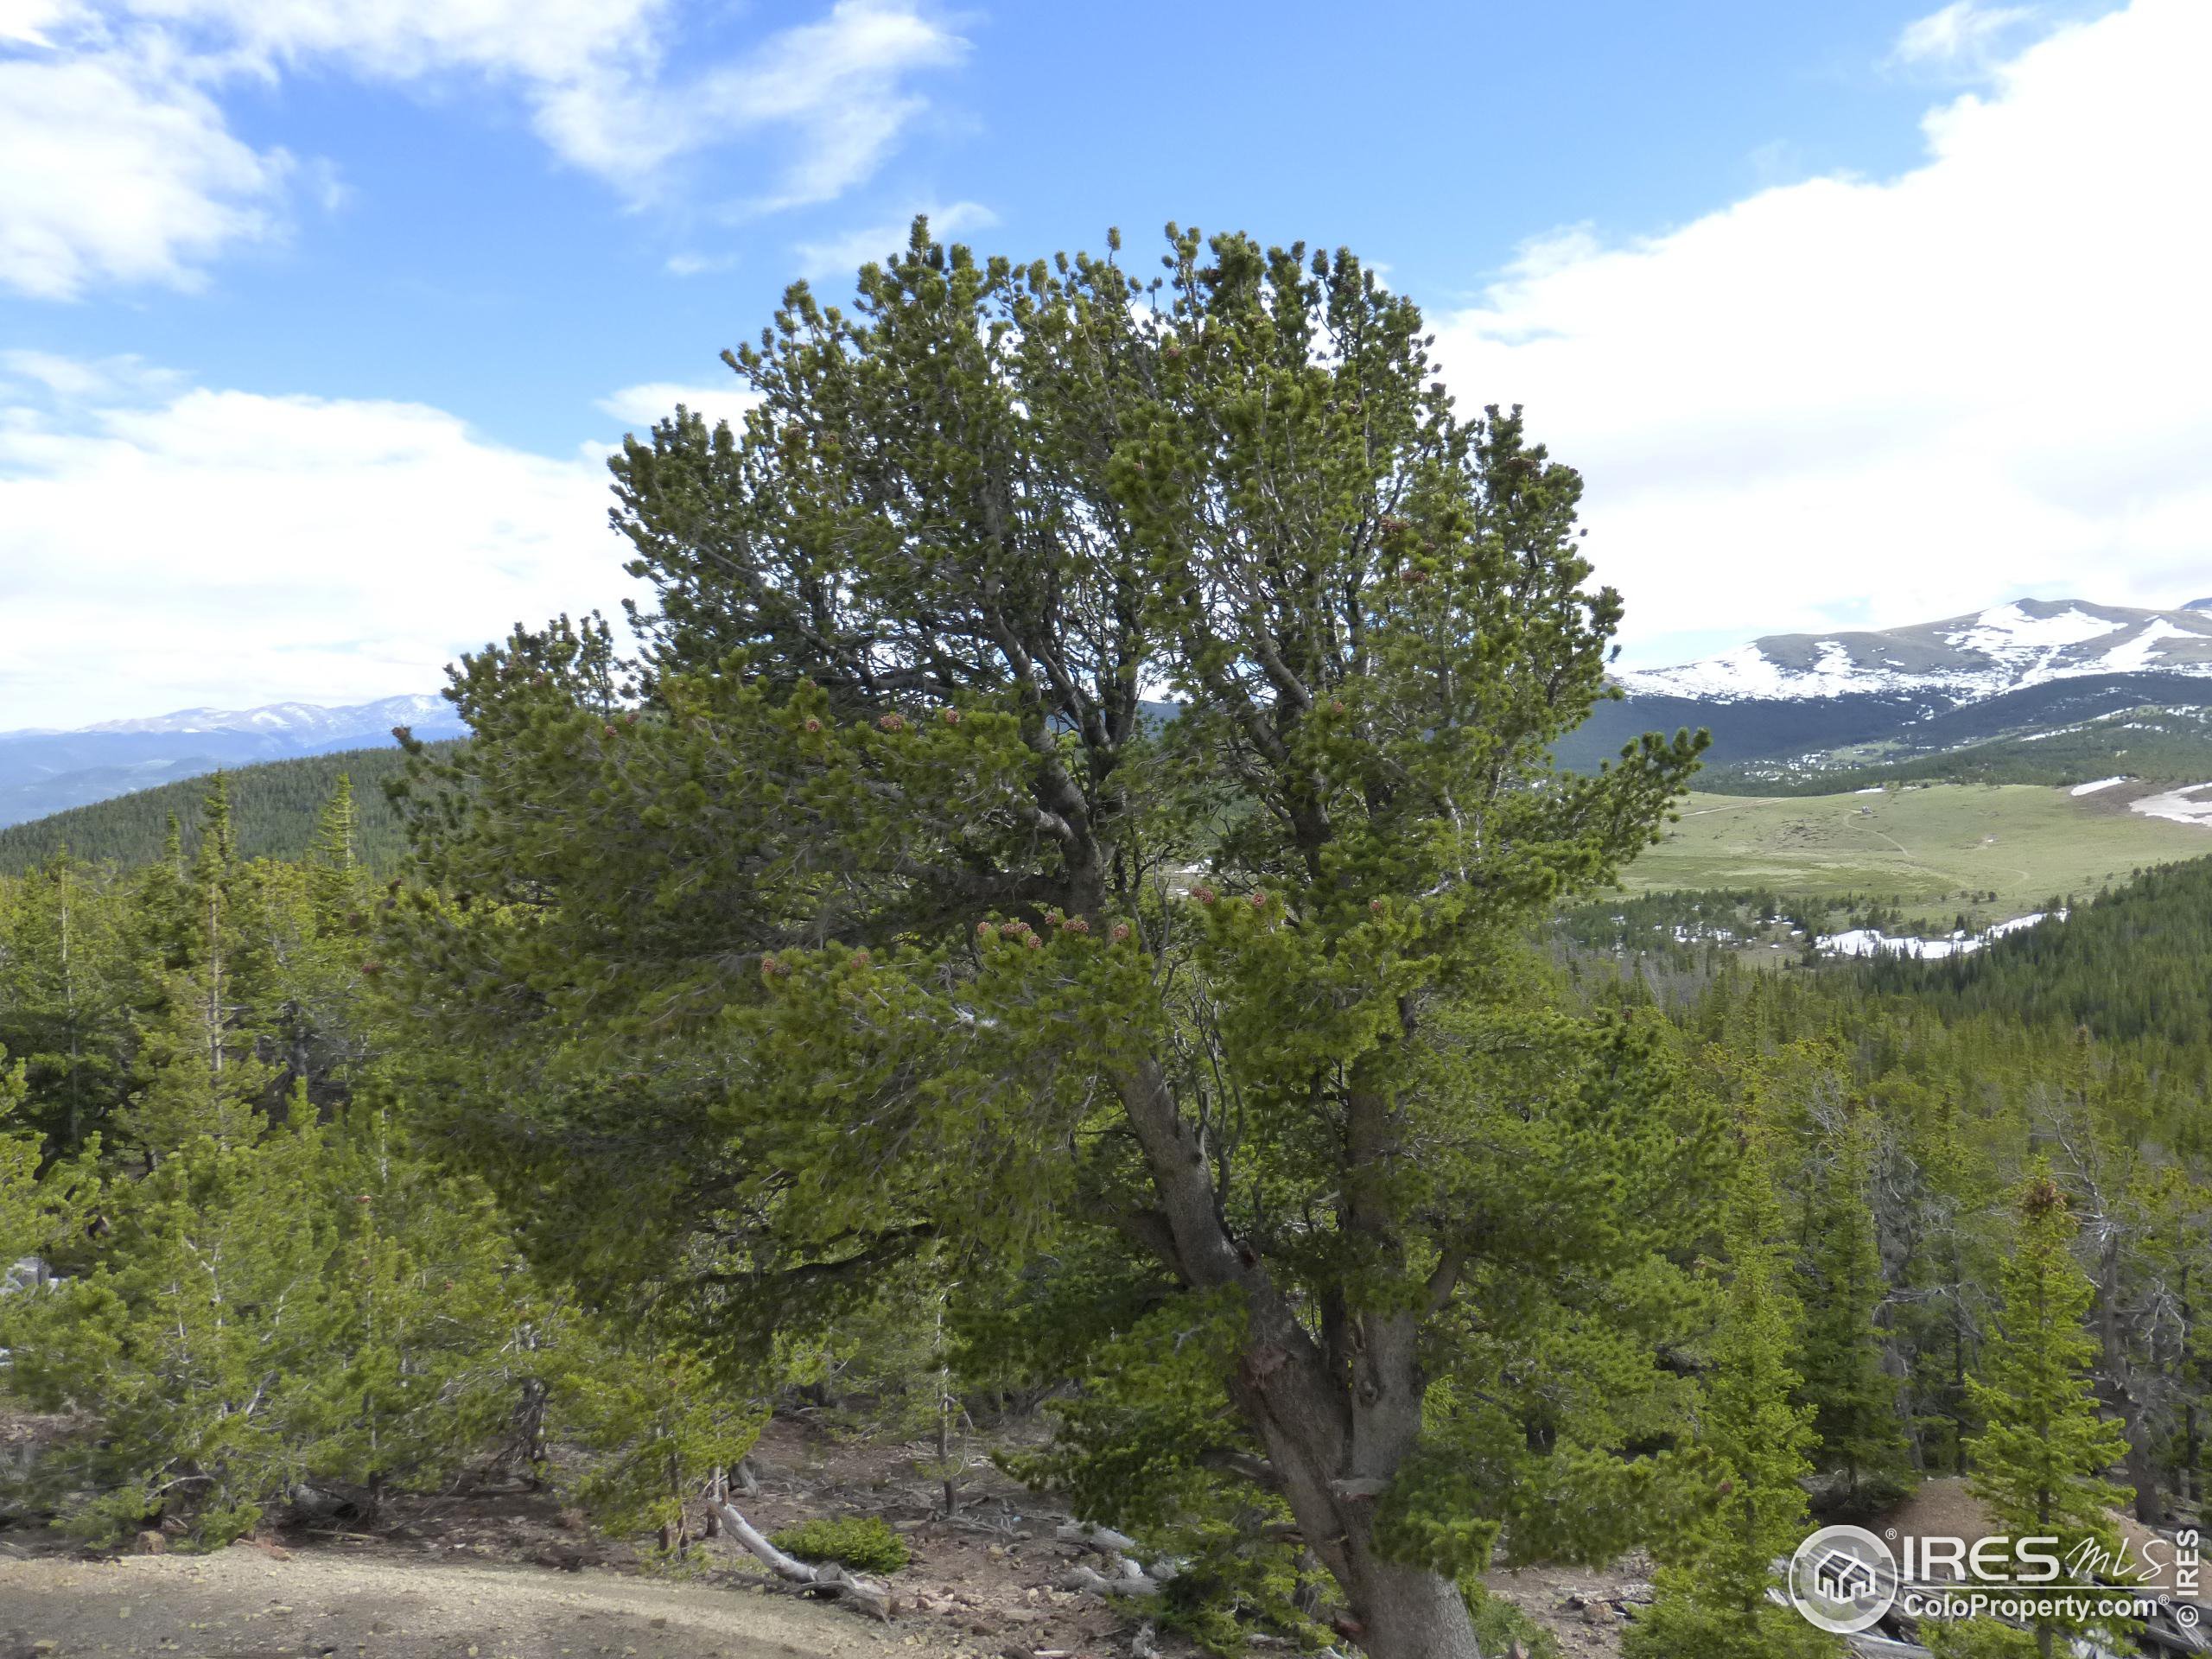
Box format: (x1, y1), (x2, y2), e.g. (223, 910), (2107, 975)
(2069, 776), (2129, 796)
(1624, 643), (1793, 701)
(1623, 643), (1922, 702)
(2097, 620), (2199, 674)
(2130, 782), (2212, 826)
(1816, 911), (2063, 961)
(1942, 603), (2120, 658)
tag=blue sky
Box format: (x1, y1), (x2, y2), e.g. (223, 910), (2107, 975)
(4, 2), (1958, 452)
(4, 0), (2208, 726)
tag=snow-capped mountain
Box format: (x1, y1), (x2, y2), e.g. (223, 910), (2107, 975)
(1550, 597), (2212, 775)
(0, 695), (465, 828)
(61, 695), (454, 741)
(1619, 601), (2212, 705)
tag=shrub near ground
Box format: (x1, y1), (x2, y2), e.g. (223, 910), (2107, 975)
(768, 1516), (910, 1574)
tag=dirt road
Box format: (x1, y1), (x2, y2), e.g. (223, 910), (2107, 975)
(0, 1548), (954, 1659)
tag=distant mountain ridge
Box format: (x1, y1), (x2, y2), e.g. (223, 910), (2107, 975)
(2, 694), (452, 741)
(10, 596), (2212, 834)
(0, 694), (465, 829)
(1554, 595), (2212, 780)
(1618, 600), (2212, 705)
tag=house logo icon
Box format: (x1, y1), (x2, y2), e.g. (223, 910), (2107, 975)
(1789, 1524), (1898, 1634)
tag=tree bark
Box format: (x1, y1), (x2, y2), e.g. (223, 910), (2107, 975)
(1109, 1056), (1488, 1659)
(1351, 1556), (1487, 1659)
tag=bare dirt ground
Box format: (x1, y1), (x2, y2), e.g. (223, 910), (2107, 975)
(0, 1547), (925, 1659)
(0, 1410), (1643, 1659)
(0, 1548), (1647, 1659)
(1482, 1560), (1649, 1658)
(0, 1414), (1162, 1659)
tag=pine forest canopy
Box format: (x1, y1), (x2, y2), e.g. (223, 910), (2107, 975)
(378, 220), (1713, 1658)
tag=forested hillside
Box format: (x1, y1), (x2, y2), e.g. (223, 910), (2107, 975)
(0, 744), (429, 875)
(1868, 854), (2212, 1047)
(1702, 702), (2212, 794)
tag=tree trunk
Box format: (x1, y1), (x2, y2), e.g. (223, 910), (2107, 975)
(1351, 1554), (1487, 1659)
(1257, 1415), (1486, 1659)
(2094, 1228), (2166, 1523)
(1109, 1055), (1488, 1659)
(1951, 1299), (1969, 1478)
(709, 1497), (891, 1620)
(2121, 1421), (2164, 1525)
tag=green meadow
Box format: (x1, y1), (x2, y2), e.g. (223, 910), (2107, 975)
(1623, 781), (2212, 923)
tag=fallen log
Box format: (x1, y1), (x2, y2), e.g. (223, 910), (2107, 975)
(709, 1498), (893, 1621)
(1055, 1521), (1142, 1556)
(1059, 1562), (1167, 1597)
(1052, 1519), (1181, 1599)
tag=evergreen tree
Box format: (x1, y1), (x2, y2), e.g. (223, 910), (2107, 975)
(553, 1328), (765, 1551)
(386, 219), (1714, 1659)
(1882, 1076), (1994, 1479)
(117, 776), (289, 1158)
(285, 1102), (533, 1523)
(1, 794), (675, 1554)
(1961, 1164), (2133, 1659)
(3, 1104), (547, 1546)
(1796, 1117), (1911, 1510)
(1627, 1128), (1839, 1659)
(306, 773), (362, 931)
(1, 1046), (45, 1265)
(273, 777), (378, 1110)
(3, 1119), (340, 1544)
(121, 962), (280, 1159)
(0, 851), (130, 1153)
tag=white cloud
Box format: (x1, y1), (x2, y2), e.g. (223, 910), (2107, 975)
(0, 350), (183, 400)
(0, 369), (632, 728)
(794, 200), (997, 280)
(0, 0), (71, 44)
(128, 0), (662, 81)
(1433, 0), (2212, 668)
(124, 0), (966, 198)
(0, 39), (291, 300)
(705, 2), (967, 210)
(596, 380), (760, 433)
(0, 0), (968, 299)
(1891, 1), (2039, 68)
(664, 251), (738, 278)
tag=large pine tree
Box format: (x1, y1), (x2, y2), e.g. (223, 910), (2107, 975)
(386, 220), (1716, 1658)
